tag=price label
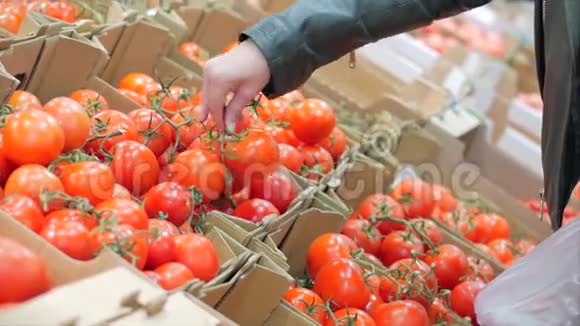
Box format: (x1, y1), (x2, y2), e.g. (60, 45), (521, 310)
(430, 105), (481, 138)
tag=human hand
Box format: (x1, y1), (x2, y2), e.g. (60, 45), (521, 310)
(200, 39), (270, 132)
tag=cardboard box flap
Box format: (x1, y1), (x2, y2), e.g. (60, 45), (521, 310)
(112, 292), (226, 326)
(86, 21), (127, 54)
(263, 301), (319, 326)
(101, 19), (174, 86)
(0, 62), (19, 105)
(0, 35), (45, 95)
(191, 8), (248, 55)
(335, 153), (398, 209)
(147, 7), (189, 43)
(175, 5), (206, 42)
(281, 205), (345, 276)
(311, 55), (398, 109)
(463, 126), (543, 199)
(247, 237), (290, 271)
(0, 267), (167, 326)
(26, 32), (110, 102)
(204, 226), (238, 263)
(215, 254), (292, 326)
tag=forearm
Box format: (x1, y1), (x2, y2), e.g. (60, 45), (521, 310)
(242, 0), (491, 97)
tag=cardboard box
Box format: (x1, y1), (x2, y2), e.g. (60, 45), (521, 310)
(199, 229), (293, 326)
(96, 17), (201, 93)
(165, 3), (250, 75)
(0, 267), (166, 326)
(0, 29), (139, 113)
(113, 291), (237, 326)
(422, 124), (551, 241)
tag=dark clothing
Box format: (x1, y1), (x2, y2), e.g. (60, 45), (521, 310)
(243, 0), (579, 230)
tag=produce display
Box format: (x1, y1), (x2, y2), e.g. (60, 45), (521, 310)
(416, 18), (507, 58)
(0, 1), (86, 34)
(0, 0), (559, 325)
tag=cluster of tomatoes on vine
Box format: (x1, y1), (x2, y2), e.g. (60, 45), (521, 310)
(0, 65), (348, 304)
(0, 1), (84, 34)
(280, 178), (537, 326)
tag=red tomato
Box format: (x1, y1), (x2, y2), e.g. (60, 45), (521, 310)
(0, 237), (51, 304)
(0, 134), (14, 186)
(289, 99), (336, 144)
(42, 97), (91, 152)
(325, 308), (376, 326)
(173, 233), (220, 282)
(118, 88), (148, 106)
(143, 270), (161, 284)
(428, 298), (453, 324)
(365, 293), (385, 316)
(0, 13), (19, 34)
(371, 300), (430, 326)
(164, 149), (226, 201)
(111, 140), (160, 196)
(410, 218), (442, 249)
(300, 145), (334, 181)
(307, 233), (358, 279)
(379, 231), (424, 267)
(487, 239), (515, 265)
(351, 194), (406, 234)
(466, 255), (495, 283)
(450, 280), (486, 323)
(118, 73), (157, 95)
(431, 184), (458, 212)
(84, 110), (139, 157)
(224, 130), (280, 186)
(313, 258), (371, 310)
(423, 244), (469, 290)
(319, 127), (347, 161)
(5, 164), (64, 211)
(40, 220), (93, 260)
(249, 169), (298, 213)
(278, 143), (304, 173)
(267, 98), (291, 122)
(171, 106), (214, 149)
(143, 182), (193, 227)
(0, 194), (45, 233)
(460, 213), (511, 244)
(112, 184), (132, 200)
(389, 179), (435, 219)
(3, 109), (65, 165)
(160, 86), (192, 115)
(379, 258), (437, 308)
(146, 219), (180, 270)
(155, 262), (195, 290)
(7, 90), (42, 111)
(59, 161), (116, 206)
(514, 238), (536, 257)
(95, 198), (149, 230)
(69, 89), (109, 113)
(128, 108), (174, 156)
(263, 125), (295, 145)
(45, 209), (98, 230)
(283, 287), (326, 323)
(281, 90), (305, 104)
(91, 223), (149, 270)
(179, 42), (200, 59)
(341, 219), (382, 257)
(233, 198), (280, 223)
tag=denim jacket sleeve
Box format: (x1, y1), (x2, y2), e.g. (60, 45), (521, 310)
(241, 0), (491, 97)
